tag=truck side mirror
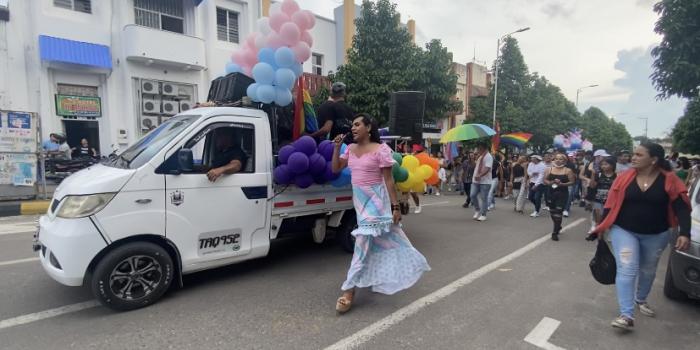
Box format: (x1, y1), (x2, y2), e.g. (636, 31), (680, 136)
(178, 148), (194, 172)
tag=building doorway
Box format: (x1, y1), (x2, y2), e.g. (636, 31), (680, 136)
(63, 120), (100, 157)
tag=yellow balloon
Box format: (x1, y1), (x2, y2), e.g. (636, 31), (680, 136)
(405, 172), (418, 187)
(411, 181), (426, 193)
(402, 155), (420, 171)
(397, 180), (412, 192)
(417, 164), (433, 181)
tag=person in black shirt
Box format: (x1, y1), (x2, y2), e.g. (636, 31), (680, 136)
(206, 128), (248, 182)
(310, 82), (354, 142)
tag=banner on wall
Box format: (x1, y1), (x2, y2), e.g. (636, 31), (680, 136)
(0, 153), (37, 186)
(55, 94), (102, 117)
(0, 112), (37, 153)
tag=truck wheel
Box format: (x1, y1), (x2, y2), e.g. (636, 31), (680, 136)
(663, 260), (687, 301)
(91, 242), (174, 311)
(337, 212), (357, 254)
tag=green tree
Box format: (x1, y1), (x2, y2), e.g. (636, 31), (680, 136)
(412, 39), (460, 121)
(672, 98), (700, 154)
(312, 85), (330, 110)
(525, 75), (579, 153)
(651, 0), (700, 99)
(579, 107), (633, 153)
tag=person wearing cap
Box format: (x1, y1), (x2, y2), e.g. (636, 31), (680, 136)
(527, 154), (546, 217)
(309, 82), (354, 142)
(616, 150), (632, 174)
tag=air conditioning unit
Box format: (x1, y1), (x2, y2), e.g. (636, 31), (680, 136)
(142, 98), (160, 114)
(162, 100), (178, 115)
(161, 83), (178, 96)
(141, 116), (159, 130)
(141, 80), (159, 94)
(179, 100), (192, 112)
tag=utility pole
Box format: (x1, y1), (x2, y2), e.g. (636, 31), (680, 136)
(639, 117), (649, 139)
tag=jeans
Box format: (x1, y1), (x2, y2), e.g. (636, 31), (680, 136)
(487, 178), (498, 207)
(463, 182), (472, 205)
(470, 183), (491, 216)
(528, 183), (543, 212)
(610, 225), (670, 318)
(565, 181), (577, 212)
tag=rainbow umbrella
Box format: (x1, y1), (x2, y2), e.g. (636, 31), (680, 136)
(439, 123), (496, 143)
(500, 132), (533, 148)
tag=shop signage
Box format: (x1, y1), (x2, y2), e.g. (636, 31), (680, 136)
(55, 94), (102, 117)
(423, 121), (441, 133)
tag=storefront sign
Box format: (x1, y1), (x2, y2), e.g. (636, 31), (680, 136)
(423, 121), (441, 133)
(55, 94), (102, 117)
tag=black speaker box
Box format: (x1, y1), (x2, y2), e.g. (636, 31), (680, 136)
(207, 73), (255, 103)
(389, 91), (426, 143)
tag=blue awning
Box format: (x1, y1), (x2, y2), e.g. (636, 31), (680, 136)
(39, 35), (112, 69)
(195, 0), (205, 6)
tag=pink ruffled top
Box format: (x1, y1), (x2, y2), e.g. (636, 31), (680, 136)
(340, 143), (396, 186)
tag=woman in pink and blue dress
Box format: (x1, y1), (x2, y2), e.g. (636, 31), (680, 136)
(331, 113), (430, 314)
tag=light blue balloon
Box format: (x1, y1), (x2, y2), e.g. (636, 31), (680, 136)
(257, 84), (276, 104)
(274, 47), (296, 68)
(274, 68), (297, 90)
(331, 167), (352, 187)
(291, 62), (303, 78)
(340, 143), (348, 155)
(274, 87), (293, 106)
(257, 48), (276, 66)
(246, 83), (259, 101)
(252, 63), (275, 85)
(225, 62), (241, 74)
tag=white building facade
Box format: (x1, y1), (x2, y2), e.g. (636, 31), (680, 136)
(0, 0), (351, 154)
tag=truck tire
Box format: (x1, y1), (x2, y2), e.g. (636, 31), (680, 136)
(91, 242), (174, 311)
(337, 212), (357, 254)
(663, 259), (686, 301)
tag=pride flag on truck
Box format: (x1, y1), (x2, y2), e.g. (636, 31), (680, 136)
(293, 78), (319, 140)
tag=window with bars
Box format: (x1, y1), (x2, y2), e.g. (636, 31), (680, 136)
(312, 53), (323, 76)
(216, 8), (239, 43)
(134, 0), (184, 34)
(54, 0), (91, 14)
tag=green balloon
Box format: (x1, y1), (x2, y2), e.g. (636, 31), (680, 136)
(392, 164), (409, 182)
(392, 152), (403, 165)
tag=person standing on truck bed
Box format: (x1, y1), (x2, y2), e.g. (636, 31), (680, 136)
(309, 82), (354, 142)
(331, 113), (430, 314)
(206, 128), (248, 182)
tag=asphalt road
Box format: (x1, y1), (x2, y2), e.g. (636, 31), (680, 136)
(0, 195), (698, 350)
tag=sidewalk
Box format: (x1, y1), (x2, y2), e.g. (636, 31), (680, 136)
(0, 200), (50, 217)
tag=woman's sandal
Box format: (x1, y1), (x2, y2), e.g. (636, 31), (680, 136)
(336, 295), (353, 314)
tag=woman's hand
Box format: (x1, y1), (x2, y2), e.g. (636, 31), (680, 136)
(675, 235), (690, 251)
(333, 134), (345, 148)
(392, 209), (401, 224)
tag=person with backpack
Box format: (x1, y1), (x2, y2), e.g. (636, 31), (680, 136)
(309, 82), (354, 142)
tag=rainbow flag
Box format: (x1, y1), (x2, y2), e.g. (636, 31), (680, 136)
(500, 132), (533, 148)
(292, 78), (319, 140)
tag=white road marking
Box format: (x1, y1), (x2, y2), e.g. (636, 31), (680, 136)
(524, 317), (566, 350)
(0, 223), (37, 236)
(0, 257), (39, 267)
(0, 301), (99, 331)
(324, 218), (585, 350)
(420, 201), (450, 207)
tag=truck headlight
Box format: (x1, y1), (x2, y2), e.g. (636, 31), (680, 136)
(56, 193), (116, 218)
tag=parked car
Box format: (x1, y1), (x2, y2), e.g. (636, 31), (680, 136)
(664, 179), (700, 300)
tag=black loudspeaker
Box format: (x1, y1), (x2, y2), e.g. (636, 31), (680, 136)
(389, 91), (425, 143)
(207, 73), (255, 103)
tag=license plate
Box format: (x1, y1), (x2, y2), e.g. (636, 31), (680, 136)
(197, 230), (242, 256)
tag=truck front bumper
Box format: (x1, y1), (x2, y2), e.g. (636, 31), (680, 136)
(35, 215), (107, 286)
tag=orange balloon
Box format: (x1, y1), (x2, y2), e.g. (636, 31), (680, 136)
(426, 172), (439, 185)
(428, 158), (439, 170)
(415, 152), (430, 165)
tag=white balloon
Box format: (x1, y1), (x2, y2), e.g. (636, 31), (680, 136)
(257, 17), (272, 35)
(270, 2), (282, 15)
(255, 34), (267, 50)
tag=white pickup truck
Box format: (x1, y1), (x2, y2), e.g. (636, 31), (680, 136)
(33, 107), (356, 310)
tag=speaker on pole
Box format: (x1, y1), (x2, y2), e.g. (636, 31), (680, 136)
(389, 91), (426, 144)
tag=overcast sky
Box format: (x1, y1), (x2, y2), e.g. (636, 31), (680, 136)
(296, 0), (686, 138)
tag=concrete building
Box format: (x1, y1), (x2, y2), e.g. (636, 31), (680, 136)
(0, 0), (371, 155)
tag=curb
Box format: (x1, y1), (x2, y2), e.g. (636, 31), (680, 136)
(0, 200), (50, 217)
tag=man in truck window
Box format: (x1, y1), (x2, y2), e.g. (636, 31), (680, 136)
(207, 128), (248, 182)
(310, 82), (354, 142)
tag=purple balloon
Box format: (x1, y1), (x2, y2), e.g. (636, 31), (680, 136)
(278, 145), (296, 164)
(324, 162), (340, 181)
(319, 142), (334, 161)
(293, 135), (317, 156)
(295, 173), (314, 189)
(287, 152), (309, 174)
(318, 140), (332, 151)
(308, 153), (326, 176)
(312, 173), (326, 185)
(273, 164), (293, 184)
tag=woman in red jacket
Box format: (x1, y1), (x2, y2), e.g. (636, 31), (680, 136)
(589, 143), (691, 331)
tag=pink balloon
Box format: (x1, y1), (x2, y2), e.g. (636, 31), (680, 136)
(246, 33), (257, 48)
(303, 10), (316, 30)
(266, 32), (286, 49)
(269, 2), (282, 15)
(280, 22), (301, 46)
(300, 30), (313, 47)
(242, 49), (258, 67)
(291, 10), (310, 31)
(231, 51), (245, 65)
(269, 12), (290, 32)
(281, 0), (300, 17)
(292, 41), (311, 63)
(243, 66), (253, 78)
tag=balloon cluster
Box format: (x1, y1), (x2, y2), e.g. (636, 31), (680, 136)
(225, 0), (315, 106)
(273, 137), (351, 188)
(554, 128), (593, 152)
(392, 152), (440, 193)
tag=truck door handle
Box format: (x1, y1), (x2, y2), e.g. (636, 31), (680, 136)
(135, 199), (152, 204)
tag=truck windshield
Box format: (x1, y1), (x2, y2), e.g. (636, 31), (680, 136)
(105, 115), (199, 169)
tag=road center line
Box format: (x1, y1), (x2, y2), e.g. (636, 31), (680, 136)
(324, 218), (585, 350)
(0, 257), (40, 267)
(0, 301), (99, 331)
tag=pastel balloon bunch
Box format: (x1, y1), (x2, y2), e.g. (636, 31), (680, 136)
(393, 152), (440, 192)
(273, 137), (351, 188)
(225, 0), (316, 106)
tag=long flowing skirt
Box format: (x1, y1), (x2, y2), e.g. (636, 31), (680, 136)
(515, 181), (528, 212)
(341, 183), (431, 295)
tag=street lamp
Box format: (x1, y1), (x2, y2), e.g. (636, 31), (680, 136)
(639, 117), (649, 139)
(492, 27), (530, 128)
(575, 84), (599, 108)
